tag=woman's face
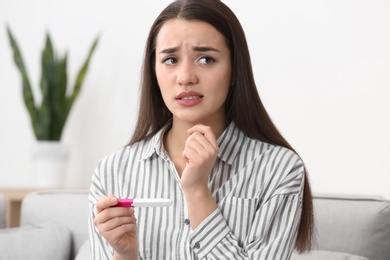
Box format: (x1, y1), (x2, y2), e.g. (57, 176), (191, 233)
(155, 19), (232, 126)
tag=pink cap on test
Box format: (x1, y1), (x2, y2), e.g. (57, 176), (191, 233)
(116, 198), (134, 207)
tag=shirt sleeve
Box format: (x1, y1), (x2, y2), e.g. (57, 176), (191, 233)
(88, 162), (115, 260)
(188, 157), (304, 260)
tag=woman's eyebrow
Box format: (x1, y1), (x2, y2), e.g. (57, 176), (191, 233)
(158, 47), (178, 54)
(193, 46), (220, 52)
(158, 46), (220, 54)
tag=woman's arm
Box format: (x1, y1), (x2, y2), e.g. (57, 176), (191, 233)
(188, 190), (303, 259)
(181, 125), (219, 229)
(181, 127), (304, 259)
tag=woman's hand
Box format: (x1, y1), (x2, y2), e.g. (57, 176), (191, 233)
(181, 124), (219, 193)
(181, 125), (219, 229)
(94, 195), (138, 259)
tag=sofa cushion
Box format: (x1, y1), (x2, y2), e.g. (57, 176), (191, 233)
(0, 222), (71, 260)
(291, 250), (368, 260)
(314, 196), (390, 260)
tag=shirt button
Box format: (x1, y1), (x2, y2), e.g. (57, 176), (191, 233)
(194, 242), (200, 249)
(183, 219), (190, 225)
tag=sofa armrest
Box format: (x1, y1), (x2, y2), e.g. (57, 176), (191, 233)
(291, 250), (368, 260)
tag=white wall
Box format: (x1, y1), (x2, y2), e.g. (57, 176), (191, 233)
(0, 0), (389, 198)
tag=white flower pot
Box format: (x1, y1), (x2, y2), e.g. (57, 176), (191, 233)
(31, 141), (70, 187)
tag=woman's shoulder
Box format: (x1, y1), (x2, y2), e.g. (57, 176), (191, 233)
(223, 123), (302, 166)
(98, 137), (156, 165)
(244, 137), (303, 166)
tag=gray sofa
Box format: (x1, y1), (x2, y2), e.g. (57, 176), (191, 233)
(0, 190), (89, 260)
(0, 193), (6, 229)
(291, 195), (390, 260)
(0, 190), (389, 260)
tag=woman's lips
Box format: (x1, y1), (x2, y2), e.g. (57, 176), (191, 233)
(176, 91), (203, 106)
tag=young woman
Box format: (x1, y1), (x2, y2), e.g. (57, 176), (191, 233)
(89, 0), (314, 259)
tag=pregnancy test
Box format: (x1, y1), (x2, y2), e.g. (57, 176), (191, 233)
(117, 198), (172, 208)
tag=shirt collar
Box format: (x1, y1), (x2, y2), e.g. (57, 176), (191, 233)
(217, 122), (245, 165)
(140, 122), (244, 165)
(140, 127), (168, 161)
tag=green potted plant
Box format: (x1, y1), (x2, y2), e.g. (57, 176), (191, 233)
(7, 26), (99, 186)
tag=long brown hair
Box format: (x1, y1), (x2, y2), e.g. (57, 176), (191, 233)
(130, 0), (314, 252)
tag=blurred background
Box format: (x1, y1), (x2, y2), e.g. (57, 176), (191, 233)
(0, 0), (389, 198)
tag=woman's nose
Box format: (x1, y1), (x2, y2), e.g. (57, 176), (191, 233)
(176, 62), (198, 86)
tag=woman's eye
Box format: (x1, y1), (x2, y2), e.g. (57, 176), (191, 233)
(163, 57), (177, 65)
(199, 56), (215, 64)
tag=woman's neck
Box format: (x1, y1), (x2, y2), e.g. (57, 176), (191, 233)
(166, 118), (225, 146)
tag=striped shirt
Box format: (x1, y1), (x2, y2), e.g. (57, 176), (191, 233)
(89, 122), (304, 260)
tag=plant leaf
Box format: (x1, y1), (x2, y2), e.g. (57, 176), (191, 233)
(6, 25), (39, 139)
(52, 54), (68, 140)
(39, 33), (56, 140)
(65, 36), (99, 118)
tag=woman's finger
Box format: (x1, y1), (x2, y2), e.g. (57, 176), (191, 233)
(97, 213), (136, 234)
(96, 195), (119, 213)
(187, 125), (218, 149)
